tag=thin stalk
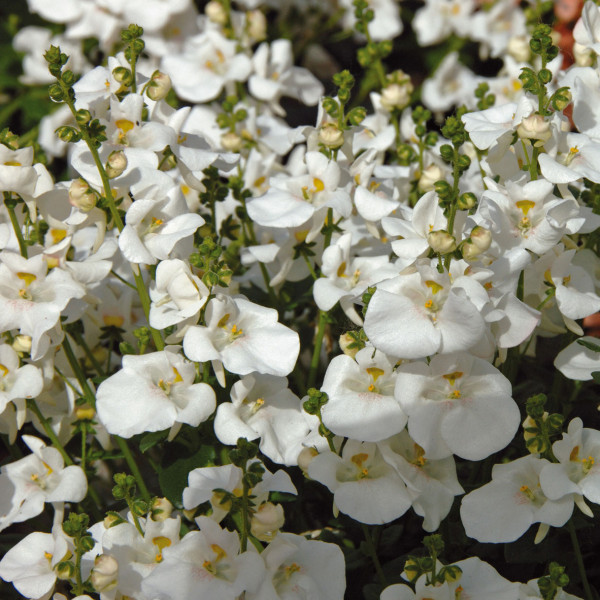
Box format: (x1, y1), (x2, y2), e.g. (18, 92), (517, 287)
(110, 269), (137, 291)
(62, 335), (96, 409)
(5, 198), (28, 258)
(323, 208), (335, 249)
(307, 311), (328, 390)
(71, 330), (106, 376)
(27, 399), (73, 466)
(114, 436), (151, 503)
(74, 546), (84, 595)
(361, 524), (388, 588)
(302, 253), (319, 280)
(131, 266), (164, 350)
(567, 519), (593, 600)
(240, 477), (250, 552)
(81, 424), (87, 474)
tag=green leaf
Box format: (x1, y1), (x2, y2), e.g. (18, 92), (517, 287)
(139, 430), (168, 453)
(158, 444), (216, 507)
(577, 338), (600, 353)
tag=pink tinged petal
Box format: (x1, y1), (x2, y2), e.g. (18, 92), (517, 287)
(460, 481), (535, 543)
(440, 394), (520, 460)
(437, 291), (486, 354)
(183, 326), (220, 363)
(406, 401), (452, 460)
(539, 463), (580, 500)
(247, 191), (314, 228)
(364, 290), (440, 359)
(46, 466), (87, 503)
(96, 371), (177, 437)
(333, 474), (411, 525)
(214, 402), (260, 445)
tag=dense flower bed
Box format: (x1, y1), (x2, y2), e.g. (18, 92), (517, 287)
(0, 1), (599, 599)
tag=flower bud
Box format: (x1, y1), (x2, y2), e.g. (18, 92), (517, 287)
(250, 502), (285, 541)
(318, 122), (344, 149)
(69, 178), (97, 212)
(55, 560), (76, 580)
(151, 497), (173, 521)
(103, 513), (124, 529)
(246, 9), (267, 42)
(105, 150), (127, 179)
(380, 71), (413, 111)
(339, 332), (359, 359)
(573, 42), (593, 67)
(457, 192), (477, 210)
(205, 0), (228, 24)
(91, 555), (119, 593)
(297, 447), (318, 474)
(507, 36), (530, 63)
(12, 334), (32, 354)
(418, 164), (444, 192)
(147, 71), (172, 102)
(427, 230), (457, 254)
(470, 226), (492, 252)
(220, 131), (243, 152)
(461, 240), (482, 261)
(517, 114), (551, 144)
(76, 405), (96, 420)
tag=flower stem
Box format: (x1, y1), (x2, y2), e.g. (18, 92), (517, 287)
(567, 519), (593, 600)
(114, 436), (151, 503)
(361, 524), (387, 588)
(5, 196), (28, 258)
(62, 334), (96, 409)
(307, 310), (328, 390)
(26, 399), (73, 465)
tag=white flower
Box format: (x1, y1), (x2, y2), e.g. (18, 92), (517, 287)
(96, 348), (216, 438)
(183, 294), (300, 384)
(307, 440), (412, 525)
(149, 258), (209, 329)
(142, 518), (265, 600)
(554, 336), (600, 381)
(460, 454), (574, 543)
(248, 533), (346, 600)
(214, 373), (313, 466)
(395, 352), (520, 460)
(0, 529), (70, 600)
(320, 347), (406, 442)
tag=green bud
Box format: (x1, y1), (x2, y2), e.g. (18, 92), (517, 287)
(56, 560), (75, 580)
(55, 126), (81, 143)
(551, 87), (572, 112)
(322, 97), (339, 118)
(112, 66), (133, 87)
(538, 68), (552, 84)
(347, 106), (367, 126)
(75, 109), (92, 125)
(80, 536), (96, 552)
(48, 84), (64, 102)
(457, 154), (471, 171)
(457, 192), (477, 210)
(439, 144), (454, 162)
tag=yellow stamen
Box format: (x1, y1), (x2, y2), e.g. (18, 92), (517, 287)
(366, 367), (385, 382)
(337, 262), (347, 278)
(424, 280), (443, 294)
(313, 178), (325, 192)
(442, 371), (463, 386)
(218, 313), (231, 328)
(0, 364), (8, 377)
(253, 176), (266, 188)
(50, 228), (67, 244)
(16, 272), (36, 287)
(4, 161), (22, 166)
(103, 315), (125, 328)
(516, 200), (535, 216)
(351, 453), (369, 467)
(172, 367), (183, 383)
(424, 299), (434, 309)
(115, 119), (134, 133)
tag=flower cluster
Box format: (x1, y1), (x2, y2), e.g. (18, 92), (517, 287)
(1, 0), (600, 599)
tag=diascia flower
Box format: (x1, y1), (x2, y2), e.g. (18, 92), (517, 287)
(0, 435), (87, 532)
(394, 352), (520, 460)
(363, 262), (487, 360)
(141, 517), (264, 600)
(96, 348), (216, 438)
(320, 346), (407, 442)
(182, 294), (300, 385)
(307, 439), (412, 524)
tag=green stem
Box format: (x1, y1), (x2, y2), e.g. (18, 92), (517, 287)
(62, 335), (96, 409)
(240, 476), (250, 552)
(302, 253), (319, 280)
(131, 265), (164, 350)
(361, 524), (388, 588)
(71, 330), (106, 376)
(115, 436), (151, 503)
(110, 269), (137, 291)
(307, 311), (328, 390)
(74, 546), (84, 595)
(567, 519), (593, 600)
(81, 423), (87, 474)
(5, 198), (28, 258)
(323, 208), (334, 249)
(26, 399), (73, 465)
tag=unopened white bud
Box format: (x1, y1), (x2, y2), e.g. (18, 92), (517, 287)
(105, 150), (127, 179)
(507, 36), (530, 62)
(206, 1), (228, 24)
(250, 502), (285, 541)
(418, 164), (444, 192)
(517, 114), (551, 144)
(339, 332), (359, 359)
(461, 240), (482, 261)
(573, 42), (593, 67)
(12, 334), (32, 354)
(318, 122), (344, 149)
(69, 178), (96, 212)
(297, 446), (318, 474)
(246, 9), (267, 42)
(427, 230), (457, 254)
(91, 555), (118, 593)
(147, 71), (172, 102)
(221, 131), (243, 152)
(151, 497), (173, 521)
(470, 226), (492, 252)
(380, 70), (413, 111)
